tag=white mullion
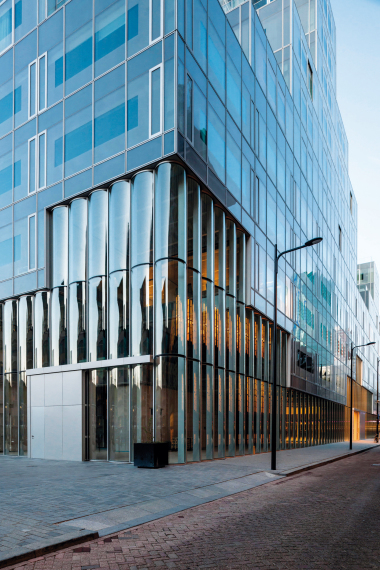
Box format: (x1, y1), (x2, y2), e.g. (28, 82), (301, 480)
(38, 51), (48, 113)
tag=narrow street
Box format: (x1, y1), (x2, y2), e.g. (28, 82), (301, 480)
(7, 446), (380, 570)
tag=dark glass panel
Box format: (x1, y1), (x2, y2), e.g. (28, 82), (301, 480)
(201, 364), (213, 460)
(109, 366), (130, 461)
(186, 359), (200, 462)
(89, 368), (107, 460)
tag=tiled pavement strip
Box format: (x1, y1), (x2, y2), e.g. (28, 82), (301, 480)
(0, 441), (377, 569)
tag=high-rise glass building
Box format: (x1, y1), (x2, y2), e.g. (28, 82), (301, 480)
(0, 0), (377, 462)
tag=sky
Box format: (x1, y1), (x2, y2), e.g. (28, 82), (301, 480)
(331, 0), (380, 270)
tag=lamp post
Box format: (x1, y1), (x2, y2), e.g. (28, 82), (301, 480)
(349, 341), (375, 450)
(271, 236), (323, 471)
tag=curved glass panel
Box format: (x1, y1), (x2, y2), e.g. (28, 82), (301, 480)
(236, 230), (246, 303)
(51, 206), (68, 288)
(201, 364), (213, 460)
(4, 300), (17, 374)
(201, 194), (214, 280)
(109, 270), (129, 359)
(236, 374), (245, 456)
(245, 308), (254, 378)
(155, 163), (186, 261)
(131, 265), (153, 356)
(187, 178), (201, 271)
(89, 368), (107, 460)
(187, 268), (200, 361)
(201, 278), (213, 365)
(226, 219), (236, 297)
(19, 371), (27, 456)
(236, 301), (245, 375)
(69, 199), (87, 284)
(18, 295), (34, 372)
(109, 181), (130, 274)
(4, 373), (18, 455)
(155, 259), (186, 356)
(226, 294), (236, 371)
(214, 286), (225, 369)
(155, 356), (186, 464)
(50, 286), (67, 366)
(214, 368), (225, 458)
(214, 207), (225, 289)
(69, 282), (86, 364)
(34, 291), (50, 368)
(132, 364), (153, 458)
(131, 171), (153, 268)
(109, 366), (130, 461)
(226, 371), (235, 457)
(88, 276), (107, 362)
(186, 359), (200, 462)
(88, 190), (108, 279)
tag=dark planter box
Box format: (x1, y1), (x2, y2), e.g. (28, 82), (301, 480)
(134, 442), (169, 468)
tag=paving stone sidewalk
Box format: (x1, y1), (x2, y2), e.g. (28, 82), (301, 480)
(0, 440), (376, 567)
(4, 444), (380, 570)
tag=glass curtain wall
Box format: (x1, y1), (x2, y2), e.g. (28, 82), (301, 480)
(50, 206), (68, 366)
(69, 198), (87, 364)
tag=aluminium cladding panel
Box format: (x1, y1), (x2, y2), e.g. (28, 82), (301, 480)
(27, 369), (83, 461)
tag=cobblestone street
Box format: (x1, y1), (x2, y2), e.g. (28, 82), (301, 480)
(6, 446), (380, 570)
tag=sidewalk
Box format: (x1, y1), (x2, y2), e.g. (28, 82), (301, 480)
(0, 440), (377, 568)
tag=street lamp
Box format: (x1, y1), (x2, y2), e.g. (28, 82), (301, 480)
(271, 236), (323, 471)
(349, 341), (375, 450)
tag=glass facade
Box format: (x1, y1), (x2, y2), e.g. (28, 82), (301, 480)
(0, 0), (377, 461)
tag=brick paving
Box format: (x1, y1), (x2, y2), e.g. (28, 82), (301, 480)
(5, 445), (380, 570)
(0, 441), (374, 561)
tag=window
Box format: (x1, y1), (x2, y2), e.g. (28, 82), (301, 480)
(28, 136), (36, 193)
(350, 191), (353, 214)
(28, 214), (36, 271)
(28, 53), (47, 118)
(38, 131), (47, 189)
(308, 62), (313, 99)
(338, 225), (342, 252)
(149, 64), (162, 137)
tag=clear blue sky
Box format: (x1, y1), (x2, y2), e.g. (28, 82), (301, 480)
(331, 0), (380, 271)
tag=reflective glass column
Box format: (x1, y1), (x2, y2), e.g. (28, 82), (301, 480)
(109, 366), (130, 461)
(225, 219), (236, 456)
(50, 206), (68, 366)
(131, 171), (153, 356)
(109, 181), (130, 359)
(4, 300), (18, 455)
(89, 368), (107, 460)
(132, 364), (153, 460)
(19, 372), (27, 455)
(34, 291), (50, 368)
(88, 190), (108, 361)
(69, 198), (87, 364)
(18, 295), (34, 372)
(186, 359), (200, 462)
(214, 367), (225, 458)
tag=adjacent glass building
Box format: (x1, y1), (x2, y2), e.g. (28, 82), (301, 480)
(0, 0), (377, 462)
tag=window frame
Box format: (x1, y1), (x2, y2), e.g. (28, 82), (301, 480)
(38, 51), (48, 113)
(185, 71), (193, 144)
(148, 63), (163, 138)
(38, 129), (47, 190)
(28, 135), (37, 194)
(28, 59), (38, 119)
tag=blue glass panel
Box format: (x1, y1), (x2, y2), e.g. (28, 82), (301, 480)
(164, 130), (174, 155)
(164, 34), (174, 131)
(95, 0), (125, 77)
(227, 132), (241, 202)
(94, 153), (125, 185)
(208, 20), (225, 102)
(39, 10), (64, 106)
(0, 206), (12, 279)
(208, 103), (225, 183)
(15, 0), (37, 42)
(0, 49), (13, 138)
(65, 0), (93, 95)
(64, 168), (92, 198)
(193, 0), (207, 72)
(95, 65), (125, 162)
(127, 136), (161, 171)
(127, 0), (149, 57)
(64, 86), (92, 176)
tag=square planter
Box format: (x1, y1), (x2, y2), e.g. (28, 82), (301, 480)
(134, 442), (169, 468)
